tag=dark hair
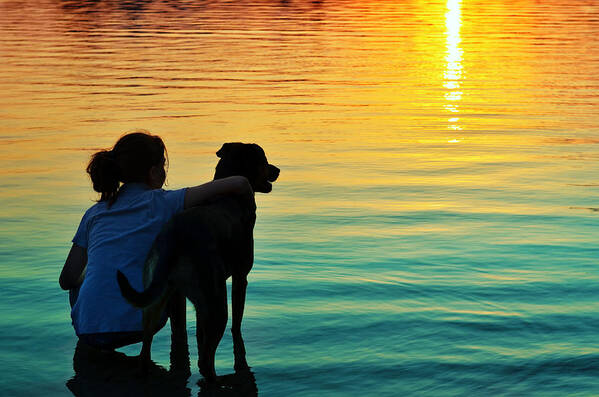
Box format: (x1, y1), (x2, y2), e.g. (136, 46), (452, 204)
(87, 131), (167, 206)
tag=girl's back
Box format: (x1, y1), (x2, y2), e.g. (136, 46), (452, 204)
(71, 182), (186, 335)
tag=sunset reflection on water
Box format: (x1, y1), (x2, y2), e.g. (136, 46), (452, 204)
(1, 0), (599, 395)
(444, 0), (463, 135)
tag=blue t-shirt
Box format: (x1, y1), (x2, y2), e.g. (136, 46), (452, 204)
(71, 183), (187, 335)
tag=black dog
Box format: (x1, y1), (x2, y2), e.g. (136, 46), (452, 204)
(117, 143), (279, 382)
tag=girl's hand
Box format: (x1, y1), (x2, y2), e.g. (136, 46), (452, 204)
(59, 244), (87, 290)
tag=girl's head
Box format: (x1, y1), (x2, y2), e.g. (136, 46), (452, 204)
(87, 131), (167, 205)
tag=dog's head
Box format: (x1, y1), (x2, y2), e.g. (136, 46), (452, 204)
(214, 143), (279, 193)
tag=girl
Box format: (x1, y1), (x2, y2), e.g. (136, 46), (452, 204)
(59, 131), (251, 350)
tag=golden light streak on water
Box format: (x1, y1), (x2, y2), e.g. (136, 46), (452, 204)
(444, 0), (463, 135)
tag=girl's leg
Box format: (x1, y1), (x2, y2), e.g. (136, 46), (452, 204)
(78, 331), (144, 350)
(77, 311), (168, 351)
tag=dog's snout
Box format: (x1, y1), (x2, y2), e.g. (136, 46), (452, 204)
(268, 164), (280, 182)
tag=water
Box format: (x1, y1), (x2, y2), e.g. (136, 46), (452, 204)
(1, 0), (598, 395)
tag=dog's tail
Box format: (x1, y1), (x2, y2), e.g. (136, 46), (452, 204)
(116, 269), (166, 308)
(117, 219), (177, 308)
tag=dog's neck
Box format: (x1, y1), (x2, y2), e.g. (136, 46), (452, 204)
(205, 176), (257, 214)
(232, 189), (257, 213)
(213, 161), (237, 181)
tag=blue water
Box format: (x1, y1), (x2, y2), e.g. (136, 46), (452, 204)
(1, 0), (599, 395)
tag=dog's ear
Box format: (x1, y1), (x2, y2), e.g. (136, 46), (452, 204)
(216, 143), (230, 158)
(216, 143), (239, 158)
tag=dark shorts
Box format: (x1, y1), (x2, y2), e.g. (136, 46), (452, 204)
(69, 286), (167, 350)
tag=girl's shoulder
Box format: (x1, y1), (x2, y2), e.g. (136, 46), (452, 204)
(82, 186), (186, 218)
(83, 200), (108, 216)
(77, 200), (108, 227)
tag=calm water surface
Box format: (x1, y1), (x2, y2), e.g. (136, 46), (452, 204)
(1, 0), (598, 395)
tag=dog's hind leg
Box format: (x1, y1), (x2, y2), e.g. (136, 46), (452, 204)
(140, 331), (154, 374)
(168, 291), (189, 373)
(198, 279), (228, 383)
(139, 287), (173, 374)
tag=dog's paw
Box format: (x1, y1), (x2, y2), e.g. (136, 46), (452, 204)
(197, 376), (222, 390)
(234, 361), (250, 372)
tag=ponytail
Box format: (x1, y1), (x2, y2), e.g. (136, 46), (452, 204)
(86, 131), (166, 207)
(87, 150), (121, 205)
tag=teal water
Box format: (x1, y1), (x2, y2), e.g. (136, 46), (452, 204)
(1, 0), (599, 395)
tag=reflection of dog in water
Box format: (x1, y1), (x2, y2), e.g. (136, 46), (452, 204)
(67, 341), (257, 396)
(117, 143), (279, 383)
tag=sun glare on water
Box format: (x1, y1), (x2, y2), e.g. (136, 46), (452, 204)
(444, 0), (463, 139)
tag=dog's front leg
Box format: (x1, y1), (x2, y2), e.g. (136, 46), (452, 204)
(232, 275), (249, 371)
(169, 291), (189, 374)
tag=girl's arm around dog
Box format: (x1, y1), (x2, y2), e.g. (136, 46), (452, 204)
(183, 176), (252, 209)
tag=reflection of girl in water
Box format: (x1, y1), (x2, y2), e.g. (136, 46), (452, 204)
(59, 131), (251, 350)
